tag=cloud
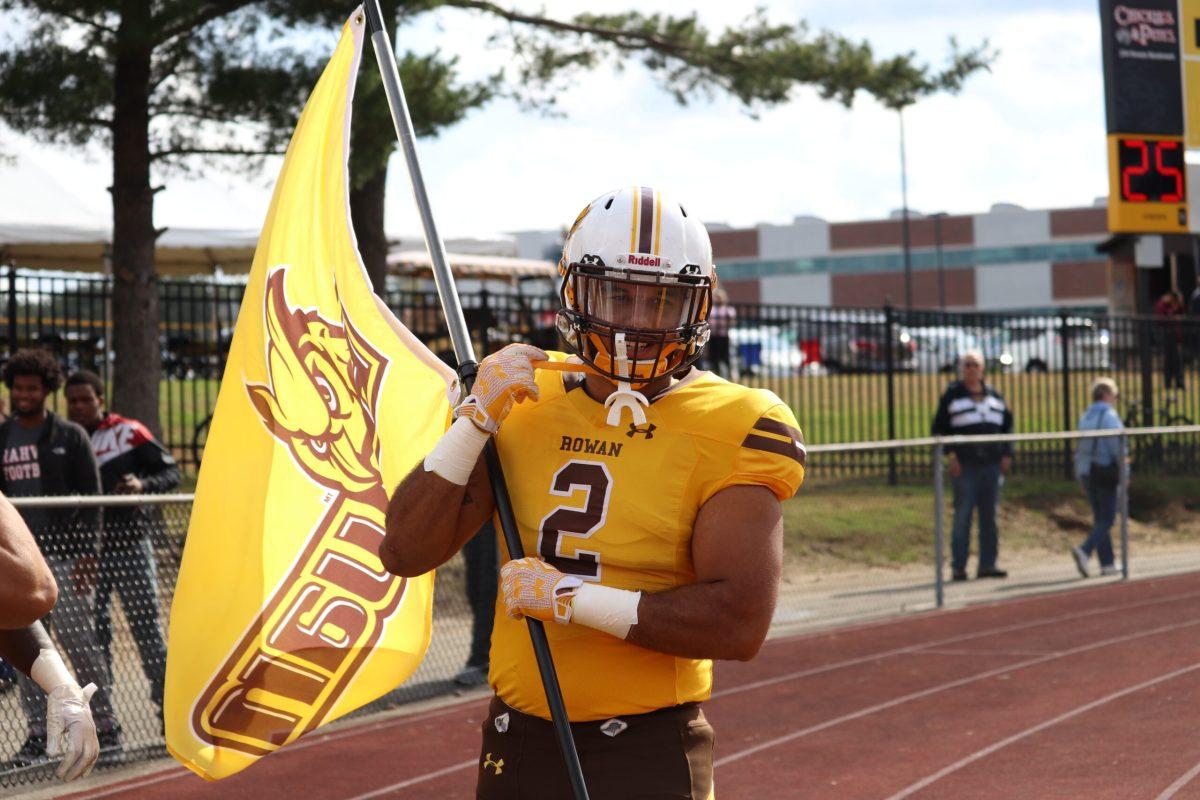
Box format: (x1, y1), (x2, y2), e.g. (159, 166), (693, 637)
(2, 2), (1111, 241)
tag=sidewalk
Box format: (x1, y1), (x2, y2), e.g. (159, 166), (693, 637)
(769, 543), (1200, 637)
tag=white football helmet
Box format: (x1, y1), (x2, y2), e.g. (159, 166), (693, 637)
(557, 186), (715, 384)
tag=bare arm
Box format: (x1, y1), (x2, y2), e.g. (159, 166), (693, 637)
(380, 342), (547, 577)
(0, 620), (55, 675)
(625, 484), (783, 662)
(0, 492), (57, 629)
(381, 454), (496, 577)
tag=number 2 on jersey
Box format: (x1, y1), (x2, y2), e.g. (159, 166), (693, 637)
(537, 460), (612, 580)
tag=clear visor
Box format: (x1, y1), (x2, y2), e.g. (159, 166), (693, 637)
(574, 271), (706, 332)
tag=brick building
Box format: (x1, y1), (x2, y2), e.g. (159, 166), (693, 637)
(514, 202), (1129, 312)
(705, 203), (1114, 312)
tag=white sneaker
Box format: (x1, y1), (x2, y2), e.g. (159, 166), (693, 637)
(1071, 546), (1089, 578)
(1100, 565), (1121, 577)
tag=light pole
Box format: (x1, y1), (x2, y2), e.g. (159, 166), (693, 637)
(898, 108), (913, 311)
(931, 211), (947, 309)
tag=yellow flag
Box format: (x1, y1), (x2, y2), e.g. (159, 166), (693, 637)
(164, 10), (453, 780)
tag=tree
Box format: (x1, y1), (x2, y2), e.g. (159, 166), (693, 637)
(0, 0), (993, 435)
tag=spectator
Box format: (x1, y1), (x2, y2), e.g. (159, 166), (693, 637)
(931, 349), (1014, 582)
(706, 286), (736, 376)
(1189, 284), (1200, 366)
(65, 370), (179, 721)
(454, 519), (497, 687)
(0, 349), (120, 769)
(1071, 378), (1124, 579)
(1154, 290), (1185, 390)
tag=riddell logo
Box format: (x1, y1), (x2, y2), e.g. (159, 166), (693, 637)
(627, 254), (661, 267)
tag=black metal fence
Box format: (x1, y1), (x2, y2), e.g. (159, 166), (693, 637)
(2, 268), (1197, 479)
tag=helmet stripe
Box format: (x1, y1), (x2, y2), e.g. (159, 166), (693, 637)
(629, 184), (640, 252)
(637, 186), (655, 254)
(653, 189), (663, 256)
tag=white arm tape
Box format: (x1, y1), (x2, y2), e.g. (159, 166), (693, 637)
(571, 583), (641, 640)
(31, 649), (75, 694)
(423, 417), (490, 485)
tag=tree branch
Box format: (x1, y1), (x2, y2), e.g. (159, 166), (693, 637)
(444, 0), (720, 64)
(38, 2), (117, 35)
(152, 0), (259, 47)
(150, 146), (285, 161)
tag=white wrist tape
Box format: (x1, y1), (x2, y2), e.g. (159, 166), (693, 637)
(570, 583), (641, 639)
(424, 417), (490, 485)
(32, 649), (76, 694)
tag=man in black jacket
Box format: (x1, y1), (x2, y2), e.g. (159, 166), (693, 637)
(66, 370), (179, 721)
(0, 349), (119, 769)
(931, 349), (1014, 582)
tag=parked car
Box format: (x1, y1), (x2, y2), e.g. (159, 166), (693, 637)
(810, 319), (917, 374)
(1000, 317), (1112, 372)
(728, 325), (808, 376)
(907, 326), (981, 373)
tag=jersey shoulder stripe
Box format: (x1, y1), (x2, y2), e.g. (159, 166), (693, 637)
(742, 417), (806, 467)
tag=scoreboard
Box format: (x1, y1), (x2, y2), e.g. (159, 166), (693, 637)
(1101, 0), (1191, 232)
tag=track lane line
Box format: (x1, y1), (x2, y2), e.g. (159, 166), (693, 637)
(63, 768), (190, 800)
(340, 759), (477, 799)
(1155, 760), (1200, 799)
(713, 616), (1200, 768)
(62, 695), (490, 800)
(713, 589), (1200, 700)
(884, 662), (1200, 799)
(763, 574), (1200, 647)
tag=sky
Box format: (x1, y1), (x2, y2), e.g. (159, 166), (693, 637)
(0, 0), (1106, 239)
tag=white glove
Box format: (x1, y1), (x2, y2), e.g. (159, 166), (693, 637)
(46, 681), (99, 782)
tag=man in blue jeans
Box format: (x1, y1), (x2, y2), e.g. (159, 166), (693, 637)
(932, 350), (1014, 581)
(1071, 378), (1124, 578)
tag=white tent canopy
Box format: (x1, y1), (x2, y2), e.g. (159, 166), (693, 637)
(0, 223), (555, 279)
(0, 224), (260, 275)
(387, 249), (555, 281)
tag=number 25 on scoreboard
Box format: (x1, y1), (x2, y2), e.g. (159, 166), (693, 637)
(1107, 133), (1189, 233)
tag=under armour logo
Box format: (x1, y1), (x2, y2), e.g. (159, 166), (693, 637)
(679, 264), (702, 275)
(483, 753), (504, 775)
(626, 423), (656, 439)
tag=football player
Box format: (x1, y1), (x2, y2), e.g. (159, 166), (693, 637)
(381, 187), (805, 799)
(0, 491), (100, 782)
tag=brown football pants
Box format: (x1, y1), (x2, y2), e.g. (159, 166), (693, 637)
(476, 695), (715, 800)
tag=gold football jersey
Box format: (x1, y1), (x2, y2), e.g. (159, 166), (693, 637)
(487, 353), (805, 721)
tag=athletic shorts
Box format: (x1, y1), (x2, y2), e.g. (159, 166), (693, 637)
(476, 695), (715, 800)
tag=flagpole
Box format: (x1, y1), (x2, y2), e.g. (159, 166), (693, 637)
(360, 4), (591, 799)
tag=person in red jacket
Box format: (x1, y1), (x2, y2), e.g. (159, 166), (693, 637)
(66, 370), (180, 723)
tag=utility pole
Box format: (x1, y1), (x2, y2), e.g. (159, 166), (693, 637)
(932, 212), (947, 309)
(899, 108), (913, 311)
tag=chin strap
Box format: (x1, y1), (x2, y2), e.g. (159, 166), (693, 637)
(604, 333), (649, 427)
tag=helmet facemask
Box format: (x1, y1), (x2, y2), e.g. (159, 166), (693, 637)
(558, 263), (712, 385)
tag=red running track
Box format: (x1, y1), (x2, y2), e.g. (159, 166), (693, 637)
(60, 573), (1200, 799)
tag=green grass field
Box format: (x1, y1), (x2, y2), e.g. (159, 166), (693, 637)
(781, 476), (1200, 569)
(743, 367), (1200, 445)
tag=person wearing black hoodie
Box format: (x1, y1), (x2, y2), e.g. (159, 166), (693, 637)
(0, 349), (119, 769)
(65, 370), (179, 722)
